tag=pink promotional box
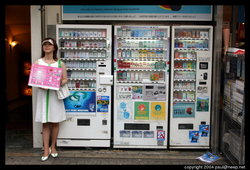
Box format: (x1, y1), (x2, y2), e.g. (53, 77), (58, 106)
(28, 64), (62, 90)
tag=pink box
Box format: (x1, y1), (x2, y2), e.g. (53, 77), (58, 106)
(28, 64), (62, 90)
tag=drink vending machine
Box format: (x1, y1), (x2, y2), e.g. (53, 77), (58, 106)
(56, 25), (113, 147)
(169, 26), (213, 148)
(113, 25), (170, 148)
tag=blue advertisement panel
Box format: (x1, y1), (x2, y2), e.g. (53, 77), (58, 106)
(62, 5), (212, 21)
(64, 91), (96, 113)
(97, 96), (109, 113)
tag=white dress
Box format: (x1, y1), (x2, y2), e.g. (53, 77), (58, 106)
(35, 58), (66, 123)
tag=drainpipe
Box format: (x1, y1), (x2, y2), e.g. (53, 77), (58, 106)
(40, 5), (46, 40)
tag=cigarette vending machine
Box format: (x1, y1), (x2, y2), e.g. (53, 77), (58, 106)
(56, 24), (113, 147)
(170, 25), (213, 148)
(113, 25), (170, 148)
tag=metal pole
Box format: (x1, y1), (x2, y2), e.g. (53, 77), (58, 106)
(211, 5), (223, 154)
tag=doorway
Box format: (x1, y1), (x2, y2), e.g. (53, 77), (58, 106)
(5, 5), (32, 130)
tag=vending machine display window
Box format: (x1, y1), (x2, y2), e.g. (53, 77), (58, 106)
(170, 26), (213, 149)
(113, 25), (170, 149)
(56, 24), (113, 147)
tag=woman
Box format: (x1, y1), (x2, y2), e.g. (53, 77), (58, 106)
(34, 37), (67, 161)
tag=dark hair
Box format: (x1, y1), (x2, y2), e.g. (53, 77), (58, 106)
(41, 37), (58, 61)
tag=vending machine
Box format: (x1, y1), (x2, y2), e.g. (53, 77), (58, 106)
(113, 25), (170, 148)
(169, 25), (213, 148)
(56, 24), (113, 147)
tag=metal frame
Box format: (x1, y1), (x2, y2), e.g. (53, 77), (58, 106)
(211, 5), (223, 154)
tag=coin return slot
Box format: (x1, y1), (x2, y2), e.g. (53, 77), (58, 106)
(77, 119), (90, 126)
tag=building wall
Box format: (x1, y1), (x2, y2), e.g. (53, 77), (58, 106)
(31, 5), (42, 148)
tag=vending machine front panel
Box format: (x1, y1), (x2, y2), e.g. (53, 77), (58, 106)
(113, 25), (170, 149)
(170, 26), (213, 149)
(56, 24), (112, 147)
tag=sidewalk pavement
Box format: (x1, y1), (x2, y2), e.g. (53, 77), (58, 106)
(5, 129), (230, 165)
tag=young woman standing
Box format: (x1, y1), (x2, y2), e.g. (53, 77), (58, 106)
(34, 37), (67, 161)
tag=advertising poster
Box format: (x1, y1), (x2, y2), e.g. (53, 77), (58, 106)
(134, 102), (149, 120)
(117, 101), (132, 120)
(132, 86), (143, 99)
(157, 130), (165, 141)
(150, 102), (166, 120)
(189, 131), (199, 143)
(97, 96), (109, 113)
(199, 125), (209, 137)
(64, 91), (96, 113)
(117, 86), (132, 100)
(28, 64), (62, 90)
(173, 103), (195, 118)
(63, 5), (212, 21)
(196, 97), (209, 112)
(197, 152), (220, 163)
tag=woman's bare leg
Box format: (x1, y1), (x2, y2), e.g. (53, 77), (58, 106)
(50, 123), (59, 153)
(42, 123), (51, 156)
